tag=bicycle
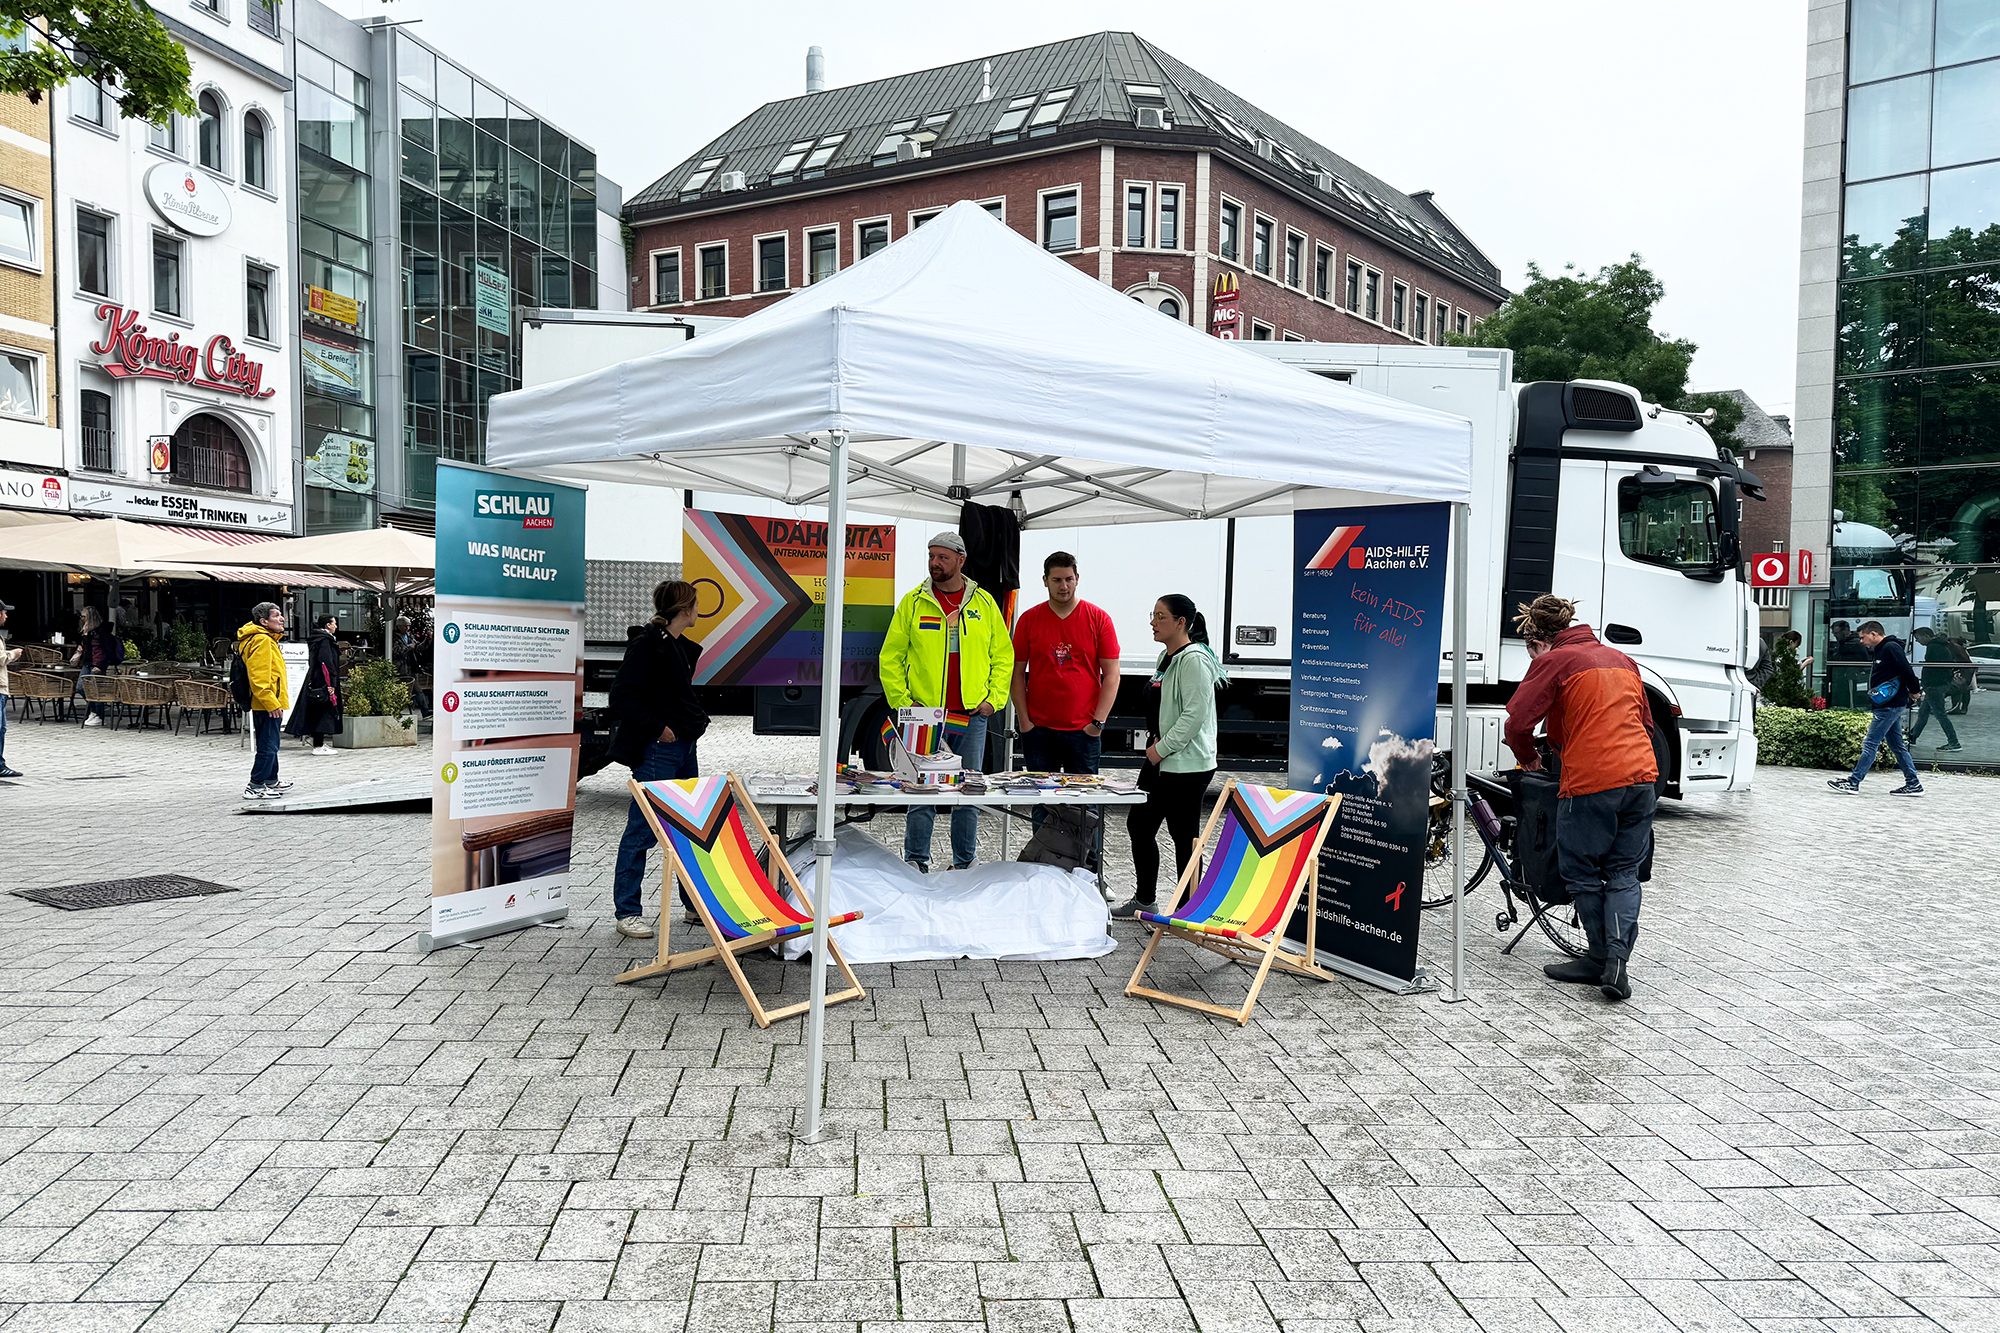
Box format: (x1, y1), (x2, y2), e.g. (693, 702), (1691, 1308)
(1418, 751), (1590, 959)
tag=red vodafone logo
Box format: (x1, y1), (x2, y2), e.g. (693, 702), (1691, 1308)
(1750, 554), (1788, 587)
(442, 691), (460, 712)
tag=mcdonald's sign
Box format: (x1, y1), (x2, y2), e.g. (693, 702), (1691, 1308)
(1212, 272), (1241, 303)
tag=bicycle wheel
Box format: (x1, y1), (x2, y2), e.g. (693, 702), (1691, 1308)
(1532, 892), (1591, 958)
(1420, 805), (1495, 909)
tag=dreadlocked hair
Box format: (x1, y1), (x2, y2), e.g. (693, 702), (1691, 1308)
(1513, 594), (1577, 643)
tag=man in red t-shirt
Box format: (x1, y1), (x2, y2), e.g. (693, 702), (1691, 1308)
(1011, 551), (1121, 826)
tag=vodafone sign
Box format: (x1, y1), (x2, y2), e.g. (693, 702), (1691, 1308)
(144, 161), (232, 237)
(1750, 553), (1788, 587)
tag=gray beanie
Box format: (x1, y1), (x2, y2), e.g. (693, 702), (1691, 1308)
(927, 531), (967, 555)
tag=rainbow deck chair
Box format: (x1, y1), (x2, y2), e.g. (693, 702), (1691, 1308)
(616, 772), (865, 1028)
(1125, 780), (1342, 1025)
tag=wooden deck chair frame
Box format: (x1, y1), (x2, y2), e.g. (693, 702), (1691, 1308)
(1125, 778), (1344, 1026)
(615, 771), (866, 1029)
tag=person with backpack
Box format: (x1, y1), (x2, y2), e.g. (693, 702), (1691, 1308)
(1827, 620), (1924, 797)
(606, 580), (708, 939)
(1112, 594), (1226, 921)
(284, 613), (345, 755)
(236, 602), (291, 800)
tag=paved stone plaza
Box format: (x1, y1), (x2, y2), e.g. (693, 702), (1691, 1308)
(1, 714), (1996, 1333)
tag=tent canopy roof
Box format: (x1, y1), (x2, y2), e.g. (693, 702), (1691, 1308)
(486, 201), (1473, 527)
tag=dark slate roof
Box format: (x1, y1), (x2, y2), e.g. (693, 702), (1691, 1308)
(1716, 390), (1794, 454)
(626, 31), (1501, 290)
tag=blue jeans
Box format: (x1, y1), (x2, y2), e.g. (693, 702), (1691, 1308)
(904, 711), (988, 869)
(1020, 726), (1101, 831)
(78, 664), (108, 719)
(1557, 782), (1656, 962)
(250, 711), (281, 788)
(0, 693), (9, 767)
(614, 739), (698, 919)
(1851, 706), (1919, 786)
(1906, 693), (1958, 747)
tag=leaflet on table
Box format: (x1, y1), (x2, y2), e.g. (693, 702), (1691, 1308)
(441, 745), (571, 819)
(436, 612), (579, 675)
(440, 680), (577, 741)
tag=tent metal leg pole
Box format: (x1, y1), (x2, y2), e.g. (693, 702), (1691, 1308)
(802, 432), (848, 1141)
(1446, 502), (1470, 1004)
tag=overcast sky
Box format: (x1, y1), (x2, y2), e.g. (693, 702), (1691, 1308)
(329, 0), (1809, 415)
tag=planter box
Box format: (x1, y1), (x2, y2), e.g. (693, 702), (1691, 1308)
(334, 714), (418, 748)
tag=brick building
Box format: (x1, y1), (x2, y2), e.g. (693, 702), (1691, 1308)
(0, 20), (60, 493)
(624, 32), (1506, 346)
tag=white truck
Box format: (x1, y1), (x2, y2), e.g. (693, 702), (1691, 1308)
(1042, 343), (1765, 798)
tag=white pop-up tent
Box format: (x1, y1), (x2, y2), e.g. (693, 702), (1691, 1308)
(488, 200), (1481, 1135)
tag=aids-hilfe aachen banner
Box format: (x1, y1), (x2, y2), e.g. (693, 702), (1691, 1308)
(420, 460), (586, 952)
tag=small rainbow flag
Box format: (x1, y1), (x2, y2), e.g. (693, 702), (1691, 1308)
(918, 615), (943, 631)
(943, 710), (971, 738)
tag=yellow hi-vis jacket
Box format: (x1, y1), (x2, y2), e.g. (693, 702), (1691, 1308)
(879, 578), (1013, 713)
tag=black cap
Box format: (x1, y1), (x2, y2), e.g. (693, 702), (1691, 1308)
(0, 599), (13, 613)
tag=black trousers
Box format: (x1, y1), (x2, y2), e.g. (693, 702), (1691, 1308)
(1127, 767), (1214, 903)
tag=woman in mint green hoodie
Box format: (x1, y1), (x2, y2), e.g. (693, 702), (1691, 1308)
(1113, 593), (1229, 920)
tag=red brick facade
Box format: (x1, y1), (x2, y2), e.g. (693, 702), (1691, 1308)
(627, 145), (1500, 345)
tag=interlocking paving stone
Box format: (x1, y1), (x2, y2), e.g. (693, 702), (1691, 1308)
(0, 716), (1995, 1331)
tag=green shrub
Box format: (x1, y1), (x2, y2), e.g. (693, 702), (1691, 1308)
(1755, 706), (1887, 770)
(342, 656), (412, 721)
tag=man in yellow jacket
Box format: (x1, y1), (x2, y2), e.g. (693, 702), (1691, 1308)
(879, 532), (1012, 871)
(237, 601), (292, 800)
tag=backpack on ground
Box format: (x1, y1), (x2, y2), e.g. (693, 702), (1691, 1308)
(1016, 804), (1100, 872)
(229, 650), (253, 710)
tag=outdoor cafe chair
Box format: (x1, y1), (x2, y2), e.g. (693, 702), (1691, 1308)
(117, 676), (174, 729)
(172, 679), (235, 735)
(616, 772), (866, 1028)
(8, 670), (71, 722)
(76, 673), (122, 728)
(1124, 779), (1343, 1026)
(14, 644), (61, 668)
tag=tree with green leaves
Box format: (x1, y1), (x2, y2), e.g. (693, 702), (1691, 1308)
(1450, 255), (1746, 452)
(1760, 635), (1812, 709)
(0, 3), (195, 126)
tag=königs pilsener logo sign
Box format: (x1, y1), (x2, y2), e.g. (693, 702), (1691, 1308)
(90, 304), (274, 399)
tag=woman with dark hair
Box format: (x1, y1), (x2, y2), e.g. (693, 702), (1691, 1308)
(286, 613), (345, 754)
(1113, 593), (1228, 920)
(607, 580), (710, 939)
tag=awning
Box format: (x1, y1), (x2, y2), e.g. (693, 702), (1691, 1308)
(155, 524), (361, 588)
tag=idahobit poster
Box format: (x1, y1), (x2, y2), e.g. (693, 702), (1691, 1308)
(420, 461), (587, 952)
(1286, 502), (1451, 989)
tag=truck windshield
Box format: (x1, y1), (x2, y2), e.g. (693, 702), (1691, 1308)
(1618, 476), (1722, 573)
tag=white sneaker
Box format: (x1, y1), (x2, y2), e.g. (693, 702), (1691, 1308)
(615, 917), (655, 939)
(312, 745), (337, 756)
(83, 715), (101, 728)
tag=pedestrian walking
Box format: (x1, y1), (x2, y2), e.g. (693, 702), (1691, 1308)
(68, 606), (122, 725)
(1906, 627), (1965, 752)
(1010, 551), (1120, 828)
(0, 598), (21, 778)
(1113, 594), (1226, 921)
(1502, 595), (1660, 1001)
(285, 613), (345, 755)
(237, 602), (292, 801)
(608, 580), (709, 939)
(1827, 620), (1925, 796)
(879, 532), (1013, 872)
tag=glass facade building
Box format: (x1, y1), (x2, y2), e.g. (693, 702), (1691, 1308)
(1812, 0), (2000, 765)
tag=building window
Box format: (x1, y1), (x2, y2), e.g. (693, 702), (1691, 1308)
(1251, 321), (1273, 340)
(0, 193), (36, 268)
(246, 264), (273, 341)
(1365, 270), (1380, 322)
(1391, 281), (1407, 332)
(1219, 200), (1241, 261)
(79, 389), (113, 471)
(1435, 303), (1450, 343)
(77, 209), (110, 295)
(1159, 296), (1180, 320)
(858, 218), (889, 258)
(150, 115), (177, 156)
(979, 199), (1005, 221)
(1456, 310), (1469, 334)
(1344, 260), (1361, 311)
(71, 79), (106, 127)
(1314, 245), (1332, 301)
(653, 250), (680, 304)
(153, 232), (183, 316)
(248, 0), (277, 37)
(1158, 187), (1180, 250)
(910, 209), (940, 228)
(1125, 184), (1148, 247)
(801, 134), (843, 174)
(171, 413), (253, 493)
(0, 352), (38, 420)
(1252, 217), (1273, 275)
(192, 0), (220, 13)
(1041, 190), (1078, 252)
(807, 229), (836, 283)
(197, 90), (223, 171)
(682, 156), (724, 193)
(993, 88), (1074, 143)
(243, 112), (266, 189)
(699, 243), (727, 299)
(1413, 293), (1429, 342)
(1284, 233), (1303, 288)
(756, 235), (786, 292)
(992, 93), (1038, 138)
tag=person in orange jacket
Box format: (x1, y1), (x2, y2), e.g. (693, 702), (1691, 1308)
(1503, 595), (1659, 1001)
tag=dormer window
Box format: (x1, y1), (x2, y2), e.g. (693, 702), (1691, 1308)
(773, 139), (813, 174)
(682, 156), (724, 193)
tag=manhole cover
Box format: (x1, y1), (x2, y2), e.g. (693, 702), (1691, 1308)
(13, 875), (239, 912)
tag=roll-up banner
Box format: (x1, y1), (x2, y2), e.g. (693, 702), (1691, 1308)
(1287, 501), (1452, 994)
(419, 460), (587, 953)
